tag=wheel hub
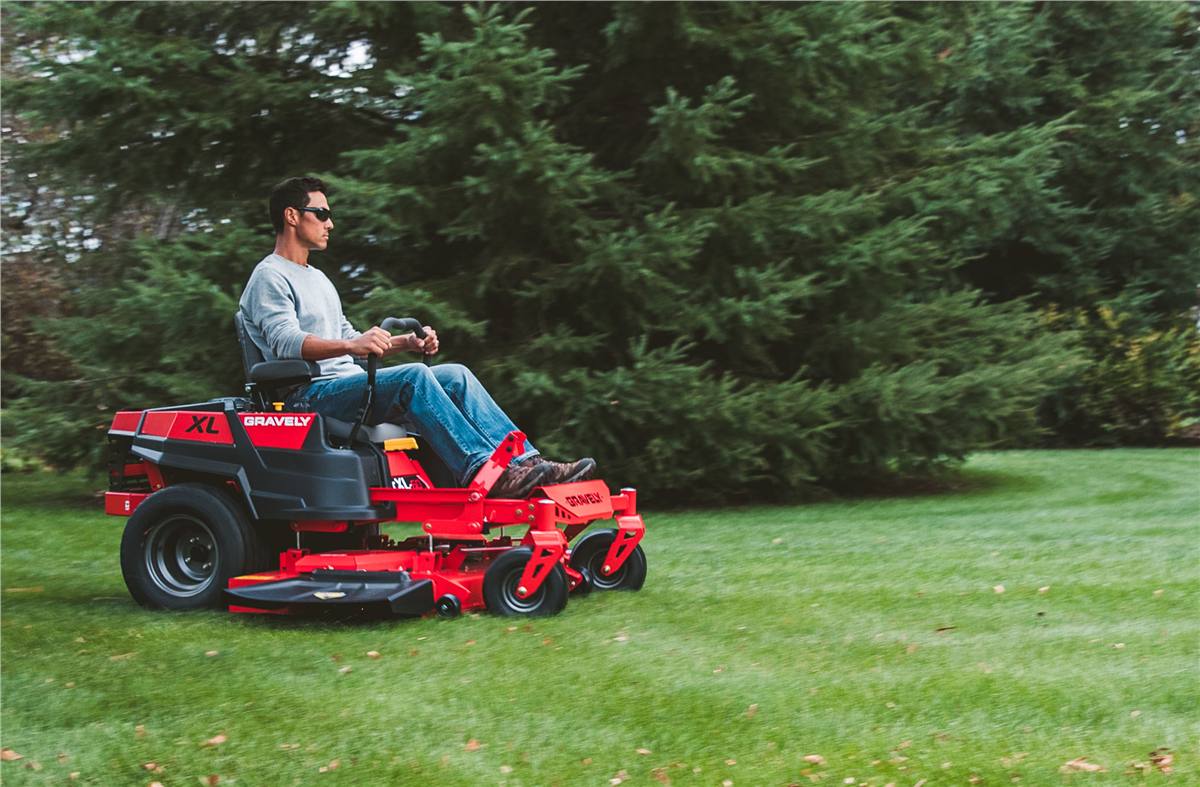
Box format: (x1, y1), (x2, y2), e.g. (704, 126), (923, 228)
(145, 515), (218, 597)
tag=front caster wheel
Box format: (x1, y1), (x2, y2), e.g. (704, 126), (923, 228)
(483, 548), (568, 617)
(569, 529), (647, 591)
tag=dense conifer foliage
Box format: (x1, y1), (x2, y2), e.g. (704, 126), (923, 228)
(3, 2), (1196, 498)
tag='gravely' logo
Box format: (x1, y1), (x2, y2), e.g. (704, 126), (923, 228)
(565, 492), (605, 507)
(242, 414), (315, 428)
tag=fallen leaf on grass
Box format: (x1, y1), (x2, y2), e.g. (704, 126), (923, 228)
(5, 586), (44, 593)
(993, 584), (1005, 594)
(109, 652), (136, 661)
(803, 754), (825, 765)
(500, 765), (513, 774)
(1130, 710), (1142, 718)
(1000, 752), (1028, 767)
(580, 758), (593, 765)
(1061, 757), (1105, 773)
(464, 739), (481, 752)
(722, 780), (733, 787)
(772, 538), (783, 545)
(968, 776), (982, 784)
(366, 651), (381, 659)
(913, 780), (927, 787)
(69, 772), (80, 780)
(610, 769), (630, 785)
(1150, 749), (1174, 774)
(1112, 643), (1125, 649)
(203, 734), (227, 747)
(142, 762), (164, 773)
(279, 743), (300, 751)
(205, 651), (219, 657)
(1038, 586), (1050, 594)
(317, 759), (340, 773)
(725, 758), (737, 765)
(57, 753), (68, 764)
(150, 782), (164, 787)
(135, 725), (147, 738)
(1, 749), (23, 761)
(74, 637), (86, 643)
(636, 748), (652, 755)
(201, 776), (220, 786)
(713, 666), (726, 674)
(64, 682), (76, 688)
(745, 703), (759, 718)
(338, 666), (352, 675)
(1153, 589), (1164, 597)
(652, 766), (671, 784)
(465, 640), (476, 647)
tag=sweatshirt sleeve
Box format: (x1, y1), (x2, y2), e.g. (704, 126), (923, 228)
(243, 267), (308, 360)
(340, 316), (361, 341)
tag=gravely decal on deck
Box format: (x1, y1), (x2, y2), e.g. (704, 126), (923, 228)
(239, 413), (316, 450)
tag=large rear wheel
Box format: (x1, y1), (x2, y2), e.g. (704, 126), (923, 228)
(120, 483), (259, 610)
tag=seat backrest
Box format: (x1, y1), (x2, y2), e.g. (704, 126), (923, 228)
(233, 311), (265, 382)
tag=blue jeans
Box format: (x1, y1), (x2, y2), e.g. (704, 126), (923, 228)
(287, 363), (538, 485)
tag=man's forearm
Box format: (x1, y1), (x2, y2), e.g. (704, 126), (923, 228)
(300, 334), (353, 361)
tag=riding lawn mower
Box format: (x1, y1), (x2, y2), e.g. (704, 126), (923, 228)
(104, 317), (647, 619)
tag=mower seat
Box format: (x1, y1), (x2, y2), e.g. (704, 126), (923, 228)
(234, 312), (320, 394)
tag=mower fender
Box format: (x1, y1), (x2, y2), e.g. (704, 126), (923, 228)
(599, 515), (645, 578)
(515, 528), (567, 599)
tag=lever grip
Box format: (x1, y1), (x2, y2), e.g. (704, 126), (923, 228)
(380, 317), (426, 339)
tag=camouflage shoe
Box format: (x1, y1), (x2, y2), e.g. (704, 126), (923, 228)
(519, 456), (597, 485)
(488, 460), (553, 499)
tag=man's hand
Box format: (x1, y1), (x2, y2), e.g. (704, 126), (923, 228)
(390, 326), (439, 356)
(347, 326), (393, 358)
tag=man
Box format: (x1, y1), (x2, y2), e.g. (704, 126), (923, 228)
(239, 176), (595, 498)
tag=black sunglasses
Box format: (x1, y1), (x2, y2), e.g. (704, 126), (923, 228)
(297, 206), (333, 222)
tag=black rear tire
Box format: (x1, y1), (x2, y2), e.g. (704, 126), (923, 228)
(569, 529), (647, 591)
(120, 483), (258, 610)
(482, 547), (568, 617)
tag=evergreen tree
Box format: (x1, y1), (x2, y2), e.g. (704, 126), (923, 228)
(5, 2), (1185, 500)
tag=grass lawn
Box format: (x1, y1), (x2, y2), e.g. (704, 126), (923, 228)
(1, 449), (1197, 786)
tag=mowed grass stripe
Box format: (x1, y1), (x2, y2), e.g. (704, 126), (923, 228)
(1, 448), (1197, 785)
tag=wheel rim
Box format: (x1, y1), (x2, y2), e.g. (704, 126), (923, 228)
(144, 514), (218, 597)
(499, 566), (547, 613)
(585, 545), (628, 591)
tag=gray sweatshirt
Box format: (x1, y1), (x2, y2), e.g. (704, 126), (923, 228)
(239, 253), (364, 377)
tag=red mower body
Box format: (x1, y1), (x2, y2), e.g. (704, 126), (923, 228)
(105, 401), (647, 619)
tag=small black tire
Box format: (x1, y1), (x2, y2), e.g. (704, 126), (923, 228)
(120, 483), (256, 611)
(436, 594), (463, 618)
(569, 529), (647, 592)
(482, 547), (568, 617)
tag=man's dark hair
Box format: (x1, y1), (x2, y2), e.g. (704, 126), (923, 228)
(269, 176), (328, 233)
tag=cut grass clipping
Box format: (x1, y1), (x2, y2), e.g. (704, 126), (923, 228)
(2, 449), (1197, 784)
